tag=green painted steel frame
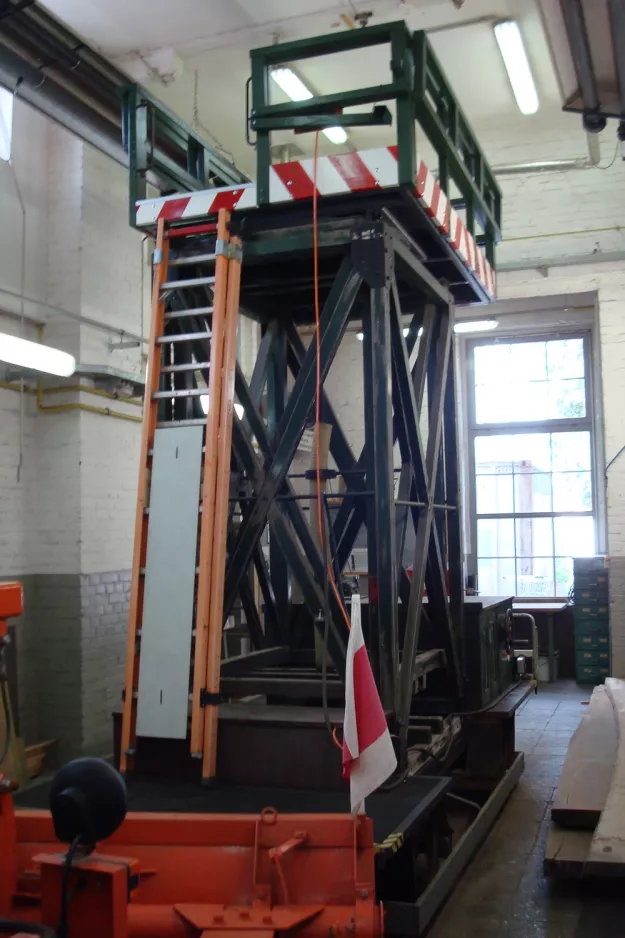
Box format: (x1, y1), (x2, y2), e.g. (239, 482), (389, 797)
(249, 21), (501, 260)
(155, 203), (465, 754)
(120, 83), (249, 227)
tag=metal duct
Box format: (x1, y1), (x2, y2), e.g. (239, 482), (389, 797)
(0, 1), (129, 163)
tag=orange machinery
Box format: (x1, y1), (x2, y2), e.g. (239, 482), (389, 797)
(0, 580), (377, 938)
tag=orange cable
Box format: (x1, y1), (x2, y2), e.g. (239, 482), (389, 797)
(312, 132), (352, 641)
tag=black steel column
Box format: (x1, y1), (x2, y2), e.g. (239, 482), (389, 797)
(267, 325), (291, 628)
(443, 330), (465, 681)
(355, 220), (398, 713)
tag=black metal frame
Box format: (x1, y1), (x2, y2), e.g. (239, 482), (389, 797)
(158, 204), (465, 741)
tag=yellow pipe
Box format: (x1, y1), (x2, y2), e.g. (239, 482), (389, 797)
(42, 384), (143, 407)
(504, 224), (620, 243)
(36, 378), (142, 424)
(0, 379), (142, 424)
(1, 379), (143, 422)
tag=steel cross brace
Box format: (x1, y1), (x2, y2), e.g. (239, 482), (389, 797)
(230, 412), (349, 674)
(389, 282), (463, 745)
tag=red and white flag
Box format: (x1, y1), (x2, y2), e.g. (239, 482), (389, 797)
(342, 594), (397, 813)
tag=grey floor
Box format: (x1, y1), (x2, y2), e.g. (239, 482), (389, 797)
(429, 681), (625, 938)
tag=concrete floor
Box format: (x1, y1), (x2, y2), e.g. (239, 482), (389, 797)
(429, 681), (625, 938)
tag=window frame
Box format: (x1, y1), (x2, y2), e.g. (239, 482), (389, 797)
(465, 328), (599, 599)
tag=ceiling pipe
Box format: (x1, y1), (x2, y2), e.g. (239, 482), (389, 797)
(493, 132), (601, 175)
(0, 41), (128, 167)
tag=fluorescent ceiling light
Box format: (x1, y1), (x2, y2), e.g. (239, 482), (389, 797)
(200, 394), (244, 419)
(0, 332), (75, 377)
(357, 326), (424, 341)
(271, 67), (348, 145)
(494, 21), (539, 115)
(454, 320), (498, 334)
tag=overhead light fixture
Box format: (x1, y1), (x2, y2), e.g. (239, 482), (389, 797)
(494, 21), (539, 115)
(270, 67), (348, 145)
(200, 395), (244, 419)
(356, 326), (424, 341)
(454, 320), (499, 334)
(0, 332), (75, 377)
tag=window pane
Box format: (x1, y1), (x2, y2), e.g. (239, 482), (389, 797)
(547, 339), (584, 380)
(548, 379), (586, 419)
(474, 344), (510, 385)
(514, 472), (552, 513)
(516, 517), (554, 557)
(555, 557), (574, 596)
(551, 431), (591, 471)
(517, 558), (555, 596)
(510, 342), (546, 381)
(475, 435), (514, 474)
(476, 380), (550, 423)
(552, 471), (592, 512)
(554, 517), (595, 556)
(474, 339), (588, 425)
(478, 558), (516, 595)
(510, 433), (552, 472)
(478, 519), (515, 557)
(476, 474), (513, 513)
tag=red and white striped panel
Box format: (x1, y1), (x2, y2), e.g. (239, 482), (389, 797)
(136, 146), (495, 299)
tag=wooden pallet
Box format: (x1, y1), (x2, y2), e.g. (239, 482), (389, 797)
(551, 685), (616, 829)
(546, 678), (625, 878)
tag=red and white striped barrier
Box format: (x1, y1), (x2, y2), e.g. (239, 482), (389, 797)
(136, 146), (495, 299)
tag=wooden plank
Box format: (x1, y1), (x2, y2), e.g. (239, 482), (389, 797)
(544, 826), (592, 878)
(587, 678), (625, 872)
(551, 685), (617, 829)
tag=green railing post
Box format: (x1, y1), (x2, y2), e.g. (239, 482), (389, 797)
(391, 22), (416, 188)
(251, 52), (271, 205)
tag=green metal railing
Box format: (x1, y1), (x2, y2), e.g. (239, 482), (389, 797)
(120, 84), (249, 227)
(249, 21), (501, 263)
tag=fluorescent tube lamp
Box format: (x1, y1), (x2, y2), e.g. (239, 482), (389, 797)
(494, 21), (539, 115)
(270, 67), (348, 145)
(454, 320), (498, 334)
(200, 394), (244, 419)
(357, 326), (424, 341)
(0, 332), (75, 377)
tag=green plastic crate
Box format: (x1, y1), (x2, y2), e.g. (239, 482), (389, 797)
(576, 649), (610, 667)
(574, 570), (609, 590)
(576, 664), (609, 684)
(576, 632), (610, 650)
(574, 586), (610, 605)
(574, 603), (609, 622)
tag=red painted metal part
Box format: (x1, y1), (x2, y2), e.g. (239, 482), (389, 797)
(0, 582), (23, 638)
(1, 799), (382, 938)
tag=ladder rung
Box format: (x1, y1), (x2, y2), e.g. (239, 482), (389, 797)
(168, 253), (217, 267)
(161, 276), (216, 291)
(164, 307), (214, 321)
(157, 332), (211, 344)
(160, 362), (210, 374)
(140, 567), (200, 576)
(152, 388), (207, 400)
(156, 418), (207, 428)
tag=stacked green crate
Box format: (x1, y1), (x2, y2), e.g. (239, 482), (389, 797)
(574, 557), (610, 683)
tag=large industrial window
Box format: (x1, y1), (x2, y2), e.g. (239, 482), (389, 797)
(467, 333), (596, 598)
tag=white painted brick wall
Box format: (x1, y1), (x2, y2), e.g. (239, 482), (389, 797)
(473, 108), (625, 268)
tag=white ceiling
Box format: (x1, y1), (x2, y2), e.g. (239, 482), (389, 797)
(40, 0), (575, 178)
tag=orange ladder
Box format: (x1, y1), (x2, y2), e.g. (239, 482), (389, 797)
(120, 209), (242, 780)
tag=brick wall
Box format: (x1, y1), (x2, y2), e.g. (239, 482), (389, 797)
(0, 110), (145, 757)
(80, 570), (131, 757)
